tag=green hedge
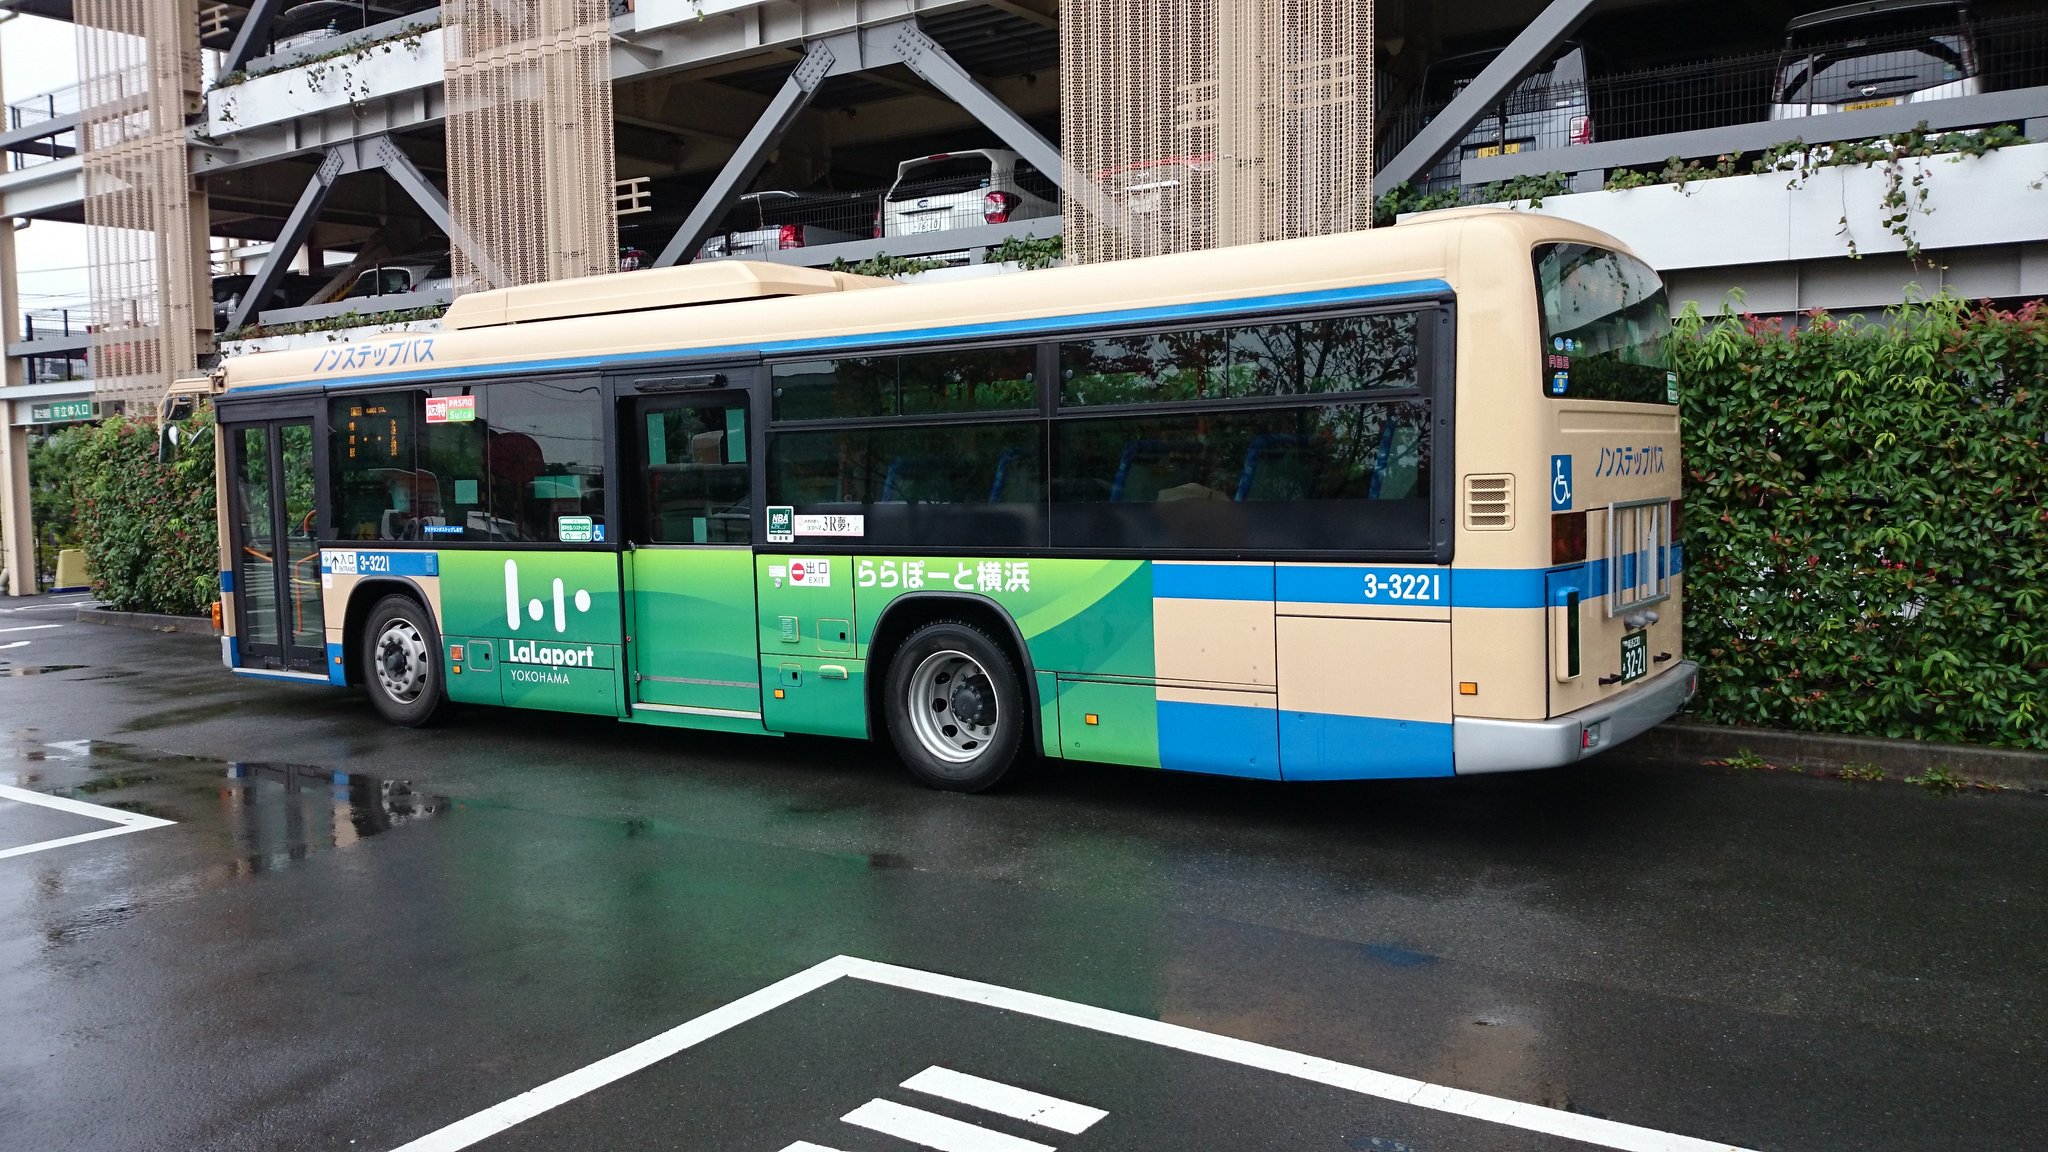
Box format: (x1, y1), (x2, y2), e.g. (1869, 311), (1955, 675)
(1672, 297), (2048, 749)
(69, 413), (219, 616)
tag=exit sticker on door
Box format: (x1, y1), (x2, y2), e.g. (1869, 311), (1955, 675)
(786, 559), (831, 587)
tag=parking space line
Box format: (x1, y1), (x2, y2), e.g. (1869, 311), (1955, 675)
(386, 955), (1758, 1152)
(842, 1099), (1054, 1152)
(0, 782), (176, 861)
(0, 624), (62, 634)
(0, 641), (27, 651)
(901, 1067), (1105, 1135)
(390, 960), (850, 1152)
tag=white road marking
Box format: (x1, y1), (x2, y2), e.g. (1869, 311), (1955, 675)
(901, 1066), (1106, 1135)
(776, 1144), (851, 1152)
(388, 962), (848, 1152)
(0, 782), (176, 861)
(841, 1099), (1053, 1152)
(0, 624), (61, 634)
(0, 641), (27, 651)
(385, 955), (1759, 1152)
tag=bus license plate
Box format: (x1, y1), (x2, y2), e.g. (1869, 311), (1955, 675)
(1842, 97), (1897, 112)
(1620, 631), (1648, 684)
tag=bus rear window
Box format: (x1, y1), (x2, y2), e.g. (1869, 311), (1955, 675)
(1534, 243), (1672, 404)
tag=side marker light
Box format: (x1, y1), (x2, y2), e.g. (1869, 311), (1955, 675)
(1084, 713), (1099, 726)
(774, 688), (786, 699)
(1458, 682), (1479, 696)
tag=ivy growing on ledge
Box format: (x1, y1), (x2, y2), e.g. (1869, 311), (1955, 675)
(220, 305), (446, 343)
(1372, 123), (2032, 254)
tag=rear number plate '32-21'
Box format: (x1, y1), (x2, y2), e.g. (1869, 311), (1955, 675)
(1620, 631), (1648, 684)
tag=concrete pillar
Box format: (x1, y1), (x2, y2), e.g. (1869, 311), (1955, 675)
(0, 200), (32, 598)
(0, 413), (28, 598)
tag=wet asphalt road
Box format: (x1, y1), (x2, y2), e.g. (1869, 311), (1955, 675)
(0, 599), (2044, 1152)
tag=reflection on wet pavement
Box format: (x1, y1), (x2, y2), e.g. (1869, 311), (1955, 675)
(222, 760), (444, 874)
(1, 734), (447, 881)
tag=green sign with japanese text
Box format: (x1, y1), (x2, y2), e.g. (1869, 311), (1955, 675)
(30, 400), (93, 424)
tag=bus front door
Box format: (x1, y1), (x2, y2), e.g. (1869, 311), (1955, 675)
(226, 418), (326, 674)
(621, 391), (763, 728)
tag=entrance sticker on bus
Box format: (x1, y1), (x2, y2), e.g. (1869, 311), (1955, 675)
(425, 395), (476, 424)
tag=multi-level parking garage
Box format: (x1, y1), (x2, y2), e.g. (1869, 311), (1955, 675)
(2, 0), (2047, 593)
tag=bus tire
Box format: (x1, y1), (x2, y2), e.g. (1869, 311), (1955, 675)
(361, 593), (450, 728)
(883, 619), (1025, 793)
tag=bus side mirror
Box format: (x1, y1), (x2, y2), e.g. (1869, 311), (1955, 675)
(158, 394), (198, 462)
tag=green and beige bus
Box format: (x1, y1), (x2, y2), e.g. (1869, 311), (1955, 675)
(204, 207), (1696, 791)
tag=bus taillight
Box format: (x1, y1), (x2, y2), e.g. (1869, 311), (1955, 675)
(1552, 509), (1587, 565)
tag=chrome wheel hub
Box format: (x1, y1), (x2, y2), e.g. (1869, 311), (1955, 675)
(907, 649), (998, 764)
(373, 619), (429, 705)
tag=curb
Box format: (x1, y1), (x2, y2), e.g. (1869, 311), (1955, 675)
(76, 607), (219, 637)
(1632, 720), (2048, 792)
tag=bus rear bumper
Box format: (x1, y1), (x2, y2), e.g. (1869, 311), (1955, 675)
(1453, 661), (1699, 775)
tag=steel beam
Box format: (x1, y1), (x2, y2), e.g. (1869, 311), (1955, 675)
(653, 39), (836, 268)
(883, 20), (1062, 186)
(371, 135), (506, 289)
(225, 147), (346, 334)
(220, 0), (285, 79)
(1373, 0), (1604, 198)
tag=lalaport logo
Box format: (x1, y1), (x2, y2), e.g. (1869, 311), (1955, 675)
(504, 559), (593, 633)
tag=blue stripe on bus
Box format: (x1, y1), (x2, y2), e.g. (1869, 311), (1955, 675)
(219, 569), (234, 593)
(1280, 713), (1454, 780)
(224, 279), (1455, 395)
(327, 643), (348, 685)
(1157, 700), (1281, 780)
(1151, 563), (1272, 601)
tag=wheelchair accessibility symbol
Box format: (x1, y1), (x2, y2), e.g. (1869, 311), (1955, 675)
(1551, 454), (1574, 511)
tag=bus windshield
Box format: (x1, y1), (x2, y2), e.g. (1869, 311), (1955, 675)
(1534, 243), (1672, 404)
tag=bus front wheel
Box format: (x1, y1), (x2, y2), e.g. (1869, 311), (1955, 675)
(883, 620), (1025, 792)
(362, 593), (450, 727)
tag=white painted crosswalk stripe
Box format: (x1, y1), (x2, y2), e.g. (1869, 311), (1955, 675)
(841, 1100), (1054, 1152)
(900, 1067), (1106, 1135)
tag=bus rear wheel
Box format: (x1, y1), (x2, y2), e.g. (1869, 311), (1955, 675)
(362, 593), (450, 727)
(883, 620), (1025, 792)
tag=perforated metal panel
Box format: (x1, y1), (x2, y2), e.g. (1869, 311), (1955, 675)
(443, 0), (618, 291)
(76, 0), (204, 413)
(1060, 0), (1374, 265)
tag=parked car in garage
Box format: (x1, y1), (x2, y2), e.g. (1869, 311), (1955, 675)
(1421, 41), (1595, 185)
(212, 272), (322, 331)
(695, 190), (863, 260)
(341, 253), (457, 300)
(1771, 0), (1981, 119)
(880, 149), (1059, 239)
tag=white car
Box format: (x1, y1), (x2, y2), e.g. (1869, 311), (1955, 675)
(880, 149), (1059, 242)
(1771, 0), (1981, 120)
(695, 191), (862, 260)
